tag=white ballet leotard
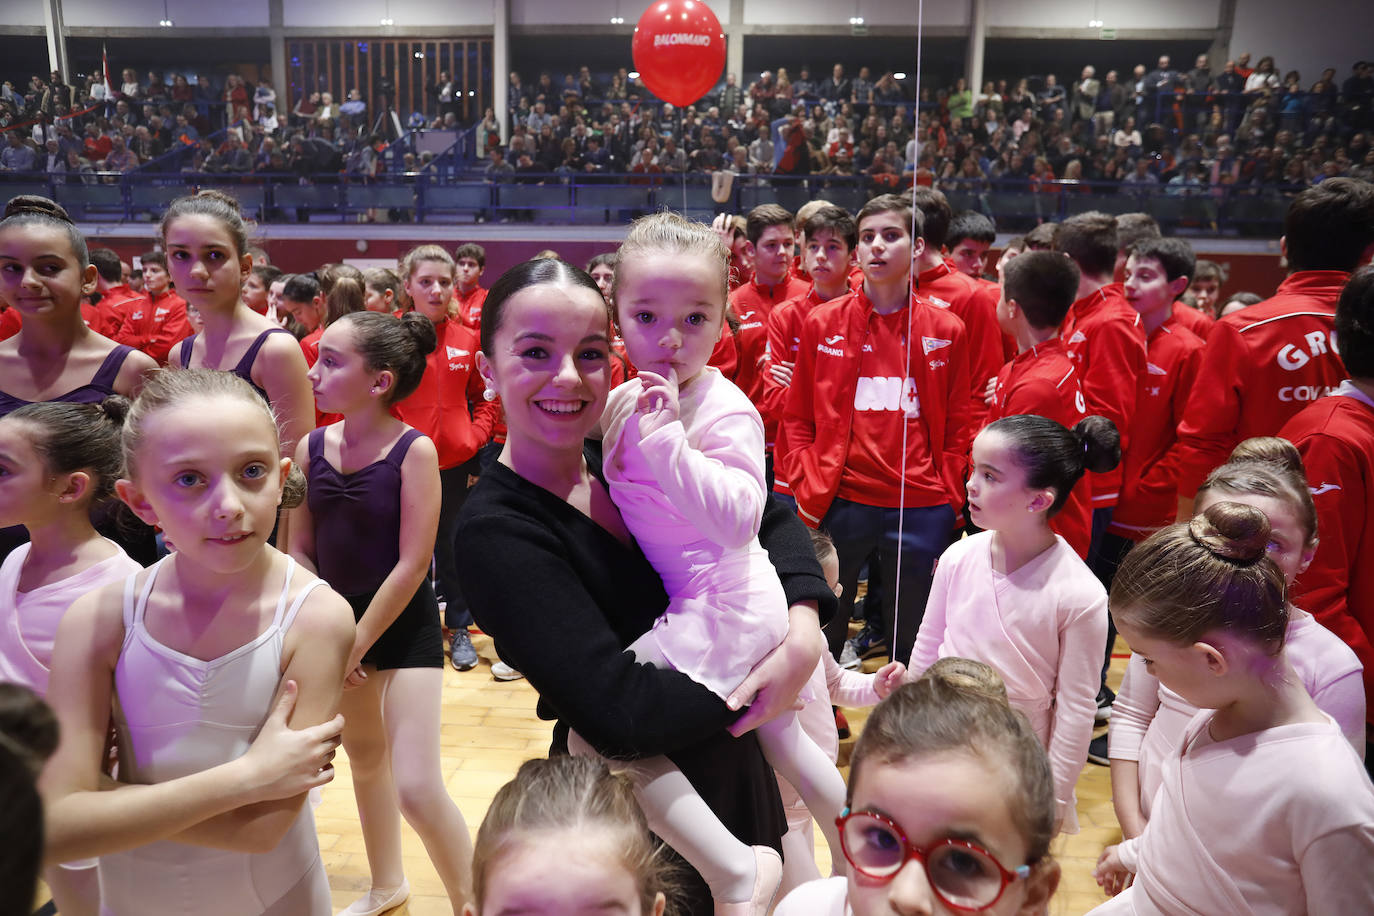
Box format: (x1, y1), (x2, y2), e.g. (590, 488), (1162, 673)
(97, 556), (332, 916)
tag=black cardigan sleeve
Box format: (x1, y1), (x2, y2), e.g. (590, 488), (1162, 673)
(456, 505), (742, 759)
(759, 491), (838, 628)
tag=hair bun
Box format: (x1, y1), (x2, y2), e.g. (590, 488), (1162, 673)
(1074, 415), (1122, 475)
(193, 188), (243, 215)
(98, 394), (130, 427)
(399, 310), (439, 357)
(1228, 436), (1306, 477)
(4, 195), (73, 224)
(1188, 501), (1271, 563)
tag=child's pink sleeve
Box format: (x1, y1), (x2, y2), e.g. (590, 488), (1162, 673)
(1109, 653), (1161, 762)
(822, 651), (882, 709)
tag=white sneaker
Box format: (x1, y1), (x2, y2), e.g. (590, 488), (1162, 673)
(837, 641), (862, 670)
(492, 660), (524, 681)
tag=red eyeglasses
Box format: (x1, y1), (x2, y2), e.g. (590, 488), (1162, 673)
(836, 809), (1031, 912)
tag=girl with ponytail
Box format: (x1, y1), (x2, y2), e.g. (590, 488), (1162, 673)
(903, 414), (1121, 835)
(289, 310), (475, 914)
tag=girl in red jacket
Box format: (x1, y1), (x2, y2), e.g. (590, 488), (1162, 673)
(392, 245), (499, 671)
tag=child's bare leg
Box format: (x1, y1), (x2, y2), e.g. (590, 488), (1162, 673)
(757, 710), (848, 873)
(566, 729), (761, 903)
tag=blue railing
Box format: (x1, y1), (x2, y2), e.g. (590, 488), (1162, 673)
(0, 170), (1310, 232)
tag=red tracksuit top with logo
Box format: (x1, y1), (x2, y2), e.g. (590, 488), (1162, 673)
(113, 288), (191, 365)
(1060, 282), (1147, 508)
(455, 286), (488, 331)
(711, 274), (811, 411)
(394, 318), (497, 470)
(988, 338), (1092, 558)
(917, 260), (1006, 430)
(1280, 383), (1374, 721)
(763, 286), (839, 490)
(780, 287), (974, 527)
(1107, 316), (1205, 542)
(1176, 270), (1348, 495)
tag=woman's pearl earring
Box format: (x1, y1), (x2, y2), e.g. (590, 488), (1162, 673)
(483, 387), (498, 402)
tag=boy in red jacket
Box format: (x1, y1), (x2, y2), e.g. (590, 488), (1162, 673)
(112, 250), (190, 364)
(711, 204), (809, 407)
(1177, 178), (1374, 515)
(763, 204), (857, 501)
(453, 242), (488, 330)
(1053, 212), (1147, 545)
(1106, 238), (1205, 554)
(1280, 266), (1374, 774)
(781, 194), (975, 666)
(946, 210), (996, 280)
(989, 251), (1094, 559)
(912, 188), (1005, 430)
(85, 248), (138, 337)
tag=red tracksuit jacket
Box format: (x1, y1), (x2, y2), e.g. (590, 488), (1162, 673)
(1280, 383), (1374, 723)
(712, 275), (811, 409)
(394, 318), (498, 470)
(1170, 300), (1214, 341)
(780, 288), (974, 527)
(455, 286), (488, 331)
(1107, 316), (1205, 541)
(917, 260), (1005, 430)
(988, 338), (1092, 558)
(113, 288), (191, 365)
(761, 285), (835, 477)
(1060, 282), (1147, 508)
(1176, 270), (1349, 495)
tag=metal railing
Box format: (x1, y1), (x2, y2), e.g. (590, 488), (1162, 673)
(0, 170), (1311, 233)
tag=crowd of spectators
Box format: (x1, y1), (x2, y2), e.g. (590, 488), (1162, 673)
(3, 54), (1372, 214)
(494, 56), (1374, 201)
(0, 66), (394, 181)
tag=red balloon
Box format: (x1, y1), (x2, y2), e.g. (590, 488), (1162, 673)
(632, 0), (726, 107)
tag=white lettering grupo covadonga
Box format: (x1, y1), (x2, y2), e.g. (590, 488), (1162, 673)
(652, 33), (713, 48)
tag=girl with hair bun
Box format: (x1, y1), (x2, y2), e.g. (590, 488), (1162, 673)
(168, 190), (314, 458)
(1107, 439), (1365, 843)
(0, 398), (142, 916)
(0, 195), (156, 558)
(290, 310), (474, 914)
(1092, 502), (1374, 913)
(906, 413), (1121, 834)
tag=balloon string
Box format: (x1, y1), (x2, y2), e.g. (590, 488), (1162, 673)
(892, 0), (925, 663)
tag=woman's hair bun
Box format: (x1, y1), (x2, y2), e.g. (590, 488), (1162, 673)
(399, 310), (439, 357)
(1188, 501), (1271, 563)
(1073, 415), (1121, 475)
(98, 394), (130, 427)
(4, 195), (73, 224)
(1228, 436), (1306, 477)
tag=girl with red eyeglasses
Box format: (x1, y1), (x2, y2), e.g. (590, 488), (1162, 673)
(775, 659), (1061, 916)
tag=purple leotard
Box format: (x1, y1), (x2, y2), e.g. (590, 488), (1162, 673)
(178, 328), (291, 401)
(307, 426), (424, 596)
(0, 345), (133, 418)
(307, 426), (442, 669)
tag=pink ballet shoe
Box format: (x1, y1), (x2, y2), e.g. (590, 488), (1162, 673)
(338, 877), (410, 916)
(714, 846), (783, 916)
